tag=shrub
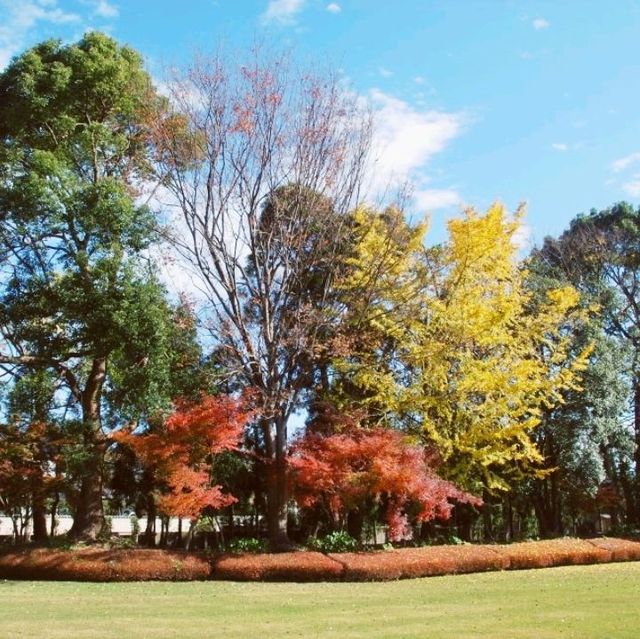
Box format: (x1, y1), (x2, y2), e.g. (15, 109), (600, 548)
(0, 548), (211, 581)
(588, 537), (640, 561)
(501, 538), (610, 570)
(330, 545), (508, 581)
(227, 538), (267, 554)
(211, 551), (344, 581)
(309, 531), (359, 553)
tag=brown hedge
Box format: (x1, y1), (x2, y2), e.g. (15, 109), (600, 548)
(0, 548), (210, 581)
(1, 537), (640, 582)
(211, 551), (343, 581)
(587, 537), (640, 562)
(499, 538), (611, 570)
(326, 544), (508, 581)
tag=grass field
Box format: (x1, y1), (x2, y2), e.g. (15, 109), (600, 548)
(2, 563), (639, 639)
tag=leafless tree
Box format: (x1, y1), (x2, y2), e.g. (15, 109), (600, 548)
(154, 49), (372, 549)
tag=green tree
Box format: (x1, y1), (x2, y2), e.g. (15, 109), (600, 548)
(0, 33), (169, 540)
(534, 202), (640, 524)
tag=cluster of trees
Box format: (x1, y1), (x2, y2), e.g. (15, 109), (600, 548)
(0, 33), (637, 550)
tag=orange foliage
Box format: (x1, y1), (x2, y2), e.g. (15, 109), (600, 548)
(289, 427), (482, 541)
(2, 538), (639, 582)
(113, 394), (251, 519)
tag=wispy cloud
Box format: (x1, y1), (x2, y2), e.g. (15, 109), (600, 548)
(532, 17), (550, 30)
(552, 143), (568, 151)
(622, 175), (640, 198)
(413, 75), (425, 85)
(326, 3), (341, 14)
(261, 0), (305, 25)
(612, 152), (640, 173)
(366, 88), (465, 207)
(378, 67), (393, 78)
(413, 188), (461, 211)
(0, 0), (80, 69)
(93, 0), (118, 18)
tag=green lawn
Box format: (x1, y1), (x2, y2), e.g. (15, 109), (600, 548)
(1, 563), (639, 639)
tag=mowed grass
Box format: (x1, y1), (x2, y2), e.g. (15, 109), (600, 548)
(2, 563), (639, 639)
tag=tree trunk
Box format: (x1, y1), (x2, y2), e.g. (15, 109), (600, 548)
(263, 416), (291, 551)
(31, 489), (48, 543)
(69, 358), (106, 541)
(144, 494), (157, 547)
(634, 376), (640, 525)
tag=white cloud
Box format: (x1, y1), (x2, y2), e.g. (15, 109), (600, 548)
(552, 143), (568, 151)
(378, 67), (393, 78)
(413, 75), (425, 85)
(532, 18), (550, 30)
(366, 88), (465, 203)
(326, 3), (341, 13)
(413, 188), (461, 211)
(261, 0), (305, 25)
(0, 0), (80, 69)
(512, 220), (533, 249)
(623, 174), (640, 198)
(612, 152), (640, 173)
(93, 0), (118, 18)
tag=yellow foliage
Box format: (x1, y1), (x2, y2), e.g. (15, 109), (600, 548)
(332, 203), (590, 493)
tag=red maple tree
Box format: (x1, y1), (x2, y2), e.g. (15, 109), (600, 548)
(289, 426), (481, 541)
(113, 394), (251, 519)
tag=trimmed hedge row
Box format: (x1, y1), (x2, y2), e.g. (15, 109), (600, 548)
(1, 537), (639, 582)
(0, 548), (210, 581)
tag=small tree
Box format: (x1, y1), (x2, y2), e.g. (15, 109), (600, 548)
(290, 422), (481, 542)
(114, 394), (252, 526)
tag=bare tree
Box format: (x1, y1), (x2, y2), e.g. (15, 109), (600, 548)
(154, 49), (372, 549)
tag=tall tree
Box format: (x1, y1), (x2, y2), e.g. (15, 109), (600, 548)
(0, 33), (169, 540)
(154, 50), (372, 549)
(534, 202), (640, 523)
(329, 204), (590, 495)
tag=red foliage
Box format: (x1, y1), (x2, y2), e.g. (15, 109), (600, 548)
(0, 421), (63, 518)
(113, 394), (251, 519)
(289, 427), (481, 541)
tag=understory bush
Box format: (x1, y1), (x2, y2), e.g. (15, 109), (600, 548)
(308, 531), (359, 553)
(227, 537), (267, 553)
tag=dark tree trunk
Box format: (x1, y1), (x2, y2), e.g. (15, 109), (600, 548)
(346, 510), (364, 541)
(31, 489), (48, 543)
(534, 473), (563, 538)
(263, 416), (291, 551)
(634, 377), (640, 525)
(144, 493), (157, 547)
(69, 358), (106, 541)
(50, 491), (59, 537)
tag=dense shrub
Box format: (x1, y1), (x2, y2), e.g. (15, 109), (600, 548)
(1, 537), (639, 582)
(588, 537), (640, 561)
(211, 551), (343, 581)
(226, 537), (267, 553)
(0, 548), (210, 581)
(500, 538), (610, 570)
(309, 531), (359, 553)
(330, 545), (508, 581)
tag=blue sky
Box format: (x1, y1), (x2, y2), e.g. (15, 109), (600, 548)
(2, 0), (640, 245)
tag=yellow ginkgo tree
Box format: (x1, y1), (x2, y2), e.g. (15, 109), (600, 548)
(330, 203), (591, 494)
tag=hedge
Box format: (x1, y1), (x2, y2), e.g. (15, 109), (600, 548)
(0, 537), (639, 582)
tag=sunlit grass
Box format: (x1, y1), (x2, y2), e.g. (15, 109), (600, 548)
(2, 562), (638, 638)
